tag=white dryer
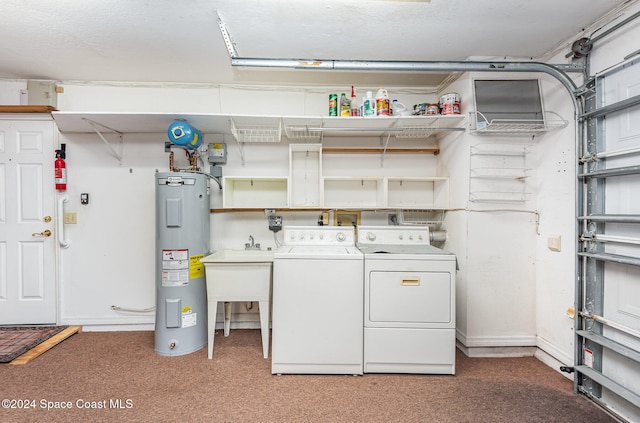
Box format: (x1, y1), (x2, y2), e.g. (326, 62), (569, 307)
(271, 226), (364, 375)
(357, 225), (457, 374)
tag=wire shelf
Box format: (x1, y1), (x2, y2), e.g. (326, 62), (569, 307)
(469, 111), (568, 135)
(284, 125), (323, 141)
(230, 118), (281, 143)
(393, 126), (442, 139)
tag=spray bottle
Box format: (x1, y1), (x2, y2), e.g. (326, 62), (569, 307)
(350, 86), (359, 116)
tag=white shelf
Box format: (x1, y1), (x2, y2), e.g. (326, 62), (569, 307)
(323, 177), (385, 208)
(386, 177), (449, 209)
(52, 112), (466, 137)
(223, 177), (288, 208)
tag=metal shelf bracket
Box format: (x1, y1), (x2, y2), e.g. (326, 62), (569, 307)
(83, 118), (124, 163)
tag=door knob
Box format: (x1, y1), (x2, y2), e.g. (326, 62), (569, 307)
(32, 229), (52, 237)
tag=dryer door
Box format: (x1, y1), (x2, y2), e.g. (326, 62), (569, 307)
(367, 270), (452, 327)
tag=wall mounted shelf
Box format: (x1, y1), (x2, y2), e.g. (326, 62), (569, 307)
(52, 112), (466, 140)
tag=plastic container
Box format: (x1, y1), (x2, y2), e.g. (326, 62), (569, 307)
(376, 88), (390, 116)
(363, 91), (376, 117)
(391, 100), (407, 116)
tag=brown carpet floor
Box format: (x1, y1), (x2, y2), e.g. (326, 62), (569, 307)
(0, 329), (616, 423)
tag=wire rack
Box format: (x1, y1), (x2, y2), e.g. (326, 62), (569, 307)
(283, 125), (323, 141)
(469, 111), (568, 135)
(230, 118), (282, 143)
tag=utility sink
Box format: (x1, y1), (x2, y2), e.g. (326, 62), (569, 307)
(201, 249), (273, 359)
(201, 249), (274, 263)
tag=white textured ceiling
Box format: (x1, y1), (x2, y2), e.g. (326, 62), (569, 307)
(0, 0), (633, 87)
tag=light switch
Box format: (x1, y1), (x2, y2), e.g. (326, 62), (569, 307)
(64, 212), (77, 224)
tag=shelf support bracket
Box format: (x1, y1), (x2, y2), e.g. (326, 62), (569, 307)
(83, 118), (124, 163)
(217, 11), (239, 58)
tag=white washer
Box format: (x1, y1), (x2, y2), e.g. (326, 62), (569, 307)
(357, 225), (457, 374)
(271, 226), (364, 375)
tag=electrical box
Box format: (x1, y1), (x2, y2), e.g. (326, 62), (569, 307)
(269, 215), (282, 232)
(208, 143), (227, 165)
(26, 80), (58, 108)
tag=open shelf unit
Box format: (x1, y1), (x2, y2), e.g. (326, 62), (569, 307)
(223, 143), (450, 209)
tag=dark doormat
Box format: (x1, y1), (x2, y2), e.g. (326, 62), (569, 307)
(0, 326), (69, 363)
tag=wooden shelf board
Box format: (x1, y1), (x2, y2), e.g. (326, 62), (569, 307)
(0, 105), (57, 113)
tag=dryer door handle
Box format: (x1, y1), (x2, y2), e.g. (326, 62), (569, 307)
(401, 278), (420, 286)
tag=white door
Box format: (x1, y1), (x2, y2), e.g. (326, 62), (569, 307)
(0, 116), (57, 324)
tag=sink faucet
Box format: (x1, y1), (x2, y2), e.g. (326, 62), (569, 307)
(245, 235), (261, 250)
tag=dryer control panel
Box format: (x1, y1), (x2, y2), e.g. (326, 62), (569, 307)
(357, 226), (430, 245)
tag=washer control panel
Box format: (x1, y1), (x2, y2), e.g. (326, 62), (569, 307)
(357, 226), (430, 245)
(283, 226), (355, 246)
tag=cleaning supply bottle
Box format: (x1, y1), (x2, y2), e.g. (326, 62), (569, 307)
(340, 93), (351, 117)
(363, 91), (376, 116)
(350, 86), (359, 116)
(376, 88), (390, 116)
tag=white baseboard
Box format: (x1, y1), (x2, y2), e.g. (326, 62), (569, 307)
(456, 328), (536, 348)
(457, 341), (537, 357)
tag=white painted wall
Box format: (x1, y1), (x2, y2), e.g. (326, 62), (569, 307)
(440, 71), (570, 359)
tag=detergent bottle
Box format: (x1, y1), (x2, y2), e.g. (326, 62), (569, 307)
(375, 88), (390, 116)
(363, 91), (376, 116)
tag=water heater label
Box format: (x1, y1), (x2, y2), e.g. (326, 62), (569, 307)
(162, 249), (190, 287)
(190, 254), (205, 279)
(182, 311), (197, 328)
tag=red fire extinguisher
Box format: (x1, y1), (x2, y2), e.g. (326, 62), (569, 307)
(55, 144), (66, 191)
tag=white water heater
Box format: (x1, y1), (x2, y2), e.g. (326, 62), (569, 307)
(155, 172), (210, 356)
